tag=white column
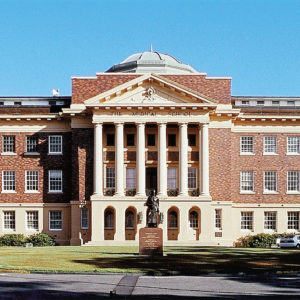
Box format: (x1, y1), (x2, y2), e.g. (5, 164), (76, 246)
(93, 123), (103, 196)
(115, 122), (124, 196)
(179, 123), (188, 196)
(201, 123), (210, 196)
(198, 126), (202, 195)
(136, 122), (146, 196)
(158, 122), (167, 197)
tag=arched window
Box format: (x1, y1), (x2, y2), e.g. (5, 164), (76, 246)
(169, 211), (178, 228)
(189, 211), (198, 228)
(125, 210), (134, 229)
(104, 209), (114, 229)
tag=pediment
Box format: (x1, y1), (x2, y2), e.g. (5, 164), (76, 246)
(85, 73), (217, 107)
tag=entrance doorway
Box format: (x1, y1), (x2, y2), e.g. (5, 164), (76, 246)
(146, 167), (157, 195)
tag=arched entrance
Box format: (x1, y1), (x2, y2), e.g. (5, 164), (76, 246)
(188, 207), (201, 240)
(125, 207), (137, 240)
(167, 207), (179, 240)
(104, 207), (115, 240)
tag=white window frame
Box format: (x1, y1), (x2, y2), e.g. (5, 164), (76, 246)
(287, 212), (300, 231)
(188, 167), (197, 189)
(126, 168), (136, 190)
(240, 171), (254, 193)
(2, 136), (15, 154)
(25, 170), (39, 192)
(241, 211), (253, 231)
(240, 136), (254, 155)
(48, 135), (63, 154)
(3, 211), (15, 231)
(106, 167), (115, 189)
(26, 136), (39, 153)
(48, 170), (63, 193)
(49, 210), (62, 231)
(81, 208), (89, 230)
(189, 211), (199, 228)
(263, 136), (277, 155)
(26, 211), (39, 231)
(2, 170), (16, 192)
(263, 171), (277, 194)
(167, 167), (177, 190)
(287, 137), (300, 155)
(215, 209), (222, 230)
(264, 211), (277, 231)
(287, 171), (300, 194)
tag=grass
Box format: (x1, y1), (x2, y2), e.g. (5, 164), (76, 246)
(0, 246), (299, 276)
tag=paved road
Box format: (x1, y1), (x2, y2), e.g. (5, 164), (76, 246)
(0, 272), (299, 299)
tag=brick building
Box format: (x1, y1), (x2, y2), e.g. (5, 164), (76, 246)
(0, 50), (299, 246)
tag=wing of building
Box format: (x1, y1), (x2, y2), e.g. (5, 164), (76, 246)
(0, 50), (299, 246)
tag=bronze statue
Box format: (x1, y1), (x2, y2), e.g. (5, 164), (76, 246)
(146, 190), (159, 227)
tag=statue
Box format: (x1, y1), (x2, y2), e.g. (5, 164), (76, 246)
(146, 190), (160, 228)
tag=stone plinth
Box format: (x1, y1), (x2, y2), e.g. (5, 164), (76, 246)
(139, 227), (163, 255)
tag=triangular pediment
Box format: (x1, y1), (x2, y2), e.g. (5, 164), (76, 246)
(85, 73), (217, 107)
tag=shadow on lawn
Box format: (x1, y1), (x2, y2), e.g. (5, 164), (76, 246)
(72, 248), (300, 276)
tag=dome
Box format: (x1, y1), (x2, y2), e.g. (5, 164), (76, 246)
(106, 49), (198, 74)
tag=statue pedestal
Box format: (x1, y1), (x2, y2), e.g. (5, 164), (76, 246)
(139, 227), (163, 255)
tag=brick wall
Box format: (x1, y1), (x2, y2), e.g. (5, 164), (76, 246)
(230, 132), (300, 204)
(0, 132), (72, 203)
(71, 128), (94, 201)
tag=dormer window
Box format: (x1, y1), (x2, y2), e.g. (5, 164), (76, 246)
(241, 101), (249, 106)
(14, 102), (22, 106)
(272, 101), (279, 106)
(257, 101), (264, 106)
(287, 101), (295, 106)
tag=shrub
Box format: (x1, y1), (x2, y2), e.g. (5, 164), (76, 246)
(0, 234), (26, 246)
(235, 233), (295, 248)
(26, 233), (56, 247)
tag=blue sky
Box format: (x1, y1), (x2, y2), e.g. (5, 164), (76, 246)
(0, 0), (299, 96)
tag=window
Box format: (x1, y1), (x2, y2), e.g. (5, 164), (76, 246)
(264, 136), (277, 154)
(272, 101), (279, 106)
(264, 171), (277, 193)
(240, 171), (254, 192)
(27, 211), (38, 230)
(25, 170), (39, 192)
(2, 170), (15, 192)
(49, 210), (62, 230)
(240, 136), (253, 154)
(188, 134), (196, 146)
(125, 210), (134, 229)
(167, 168), (177, 189)
(26, 136), (38, 153)
(2, 136), (15, 153)
(215, 209), (222, 229)
(188, 167), (197, 189)
(104, 209), (114, 228)
(3, 211), (15, 230)
(287, 212), (299, 230)
(264, 212), (276, 230)
(126, 134), (135, 146)
(287, 101), (295, 106)
(287, 171), (300, 192)
(48, 170), (62, 192)
(147, 134), (155, 146)
(48, 135), (62, 154)
(126, 168), (136, 189)
(81, 208), (88, 229)
(257, 101), (264, 106)
(168, 134), (176, 146)
(168, 211), (178, 228)
(106, 134), (115, 146)
(106, 167), (115, 189)
(189, 211), (198, 228)
(241, 212), (253, 230)
(287, 137), (300, 154)
(241, 101), (249, 105)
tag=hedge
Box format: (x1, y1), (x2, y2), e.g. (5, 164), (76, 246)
(0, 233), (56, 247)
(235, 233), (295, 248)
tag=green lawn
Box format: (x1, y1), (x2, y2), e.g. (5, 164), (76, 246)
(0, 246), (299, 275)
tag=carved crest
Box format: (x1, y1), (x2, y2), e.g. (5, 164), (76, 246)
(143, 87), (156, 102)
